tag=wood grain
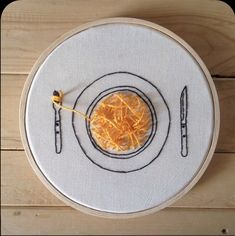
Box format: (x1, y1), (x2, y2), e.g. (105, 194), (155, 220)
(215, 79), (235, 152)
(1, 74), (25, 150)
(2, 0), (235, 76)
(1, 151), (235, 208)
(2, 207), (235, 235)
(2, 74), (235, 152)
(1, 0), (235, 234)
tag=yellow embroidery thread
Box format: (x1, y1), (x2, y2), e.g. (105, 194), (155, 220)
(51, 90), (91, 121)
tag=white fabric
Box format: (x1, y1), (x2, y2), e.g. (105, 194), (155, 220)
(25, 23), (214, 213)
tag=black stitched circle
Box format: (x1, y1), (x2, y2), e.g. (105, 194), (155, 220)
(85, 86), (157, 159)
(72, 71), (171, 173)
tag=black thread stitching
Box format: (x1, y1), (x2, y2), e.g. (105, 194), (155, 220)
(85, 86), (157, 159)
(53, 103), (62, 154)
(72, 71), (171, 173)
(180, 86), (188, 157)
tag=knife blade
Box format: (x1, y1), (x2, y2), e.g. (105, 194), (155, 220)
(180, 86), (188, 157)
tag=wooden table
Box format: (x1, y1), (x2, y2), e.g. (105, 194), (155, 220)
(1, 0), (235, 235)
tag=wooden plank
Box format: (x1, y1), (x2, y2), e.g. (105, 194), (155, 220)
(1, 74), (235, 152)
(1, 207), (235, 235)
(1, 74), (25, 150)
(1, 150), (62, 206)
(215, 79), (235, 152)
(1, 151), (235, 208)
(2, 0), (235, 75)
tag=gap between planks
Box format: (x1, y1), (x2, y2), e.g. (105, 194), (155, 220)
(1, 205), (235, 209)
(1, 149), (235, 153)
(1, 205), (234, 210)
(2, 72), (235, 77)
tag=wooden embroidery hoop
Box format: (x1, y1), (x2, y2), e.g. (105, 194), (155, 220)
(20, 17), (220, 218)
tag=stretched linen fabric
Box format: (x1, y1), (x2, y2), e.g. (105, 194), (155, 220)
(25, 22), (215, 214)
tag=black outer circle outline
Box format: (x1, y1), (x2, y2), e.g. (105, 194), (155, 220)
(72, 71), (171, 173)
(85, 87), (157, 159)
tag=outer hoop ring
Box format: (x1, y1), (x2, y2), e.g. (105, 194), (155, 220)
(19, 17), (220, 219)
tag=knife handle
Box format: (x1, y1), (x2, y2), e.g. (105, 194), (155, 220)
(53, 104), (62, 154)
(181, 123), (188, 157)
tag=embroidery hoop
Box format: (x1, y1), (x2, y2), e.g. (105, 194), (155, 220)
(20, 17), (220, 218)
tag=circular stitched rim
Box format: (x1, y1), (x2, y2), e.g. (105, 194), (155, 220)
(71, 71), (170, 173)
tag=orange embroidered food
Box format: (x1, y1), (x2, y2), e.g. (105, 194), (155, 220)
(90, 91), (152, 152)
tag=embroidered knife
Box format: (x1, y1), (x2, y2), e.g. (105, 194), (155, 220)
(180, 86), (188, 157)
(53, 90), (62, 154)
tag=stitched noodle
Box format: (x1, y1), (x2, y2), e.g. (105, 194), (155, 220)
(90, 91), (152, 152)
(52, 90), (152, 153)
